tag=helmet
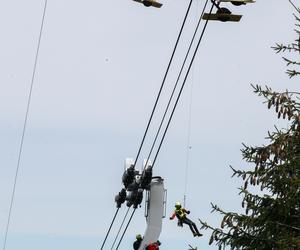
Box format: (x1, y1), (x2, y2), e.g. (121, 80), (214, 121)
(175, 202), (181, 209)
(136, 234), (142, 240)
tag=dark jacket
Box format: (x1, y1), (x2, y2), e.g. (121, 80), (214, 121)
(133, 239), (142, 250)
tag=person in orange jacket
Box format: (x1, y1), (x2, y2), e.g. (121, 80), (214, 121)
(170, 202), (202, 237)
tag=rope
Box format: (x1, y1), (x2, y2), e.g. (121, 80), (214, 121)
(289, 0), (299, 12)
(100, 208), (120, 250)
(152, 3), (214, 167)
(115, 209), (136, 250)
(134, 0), (193, 169)
(2, 1), (48, 250)
(114, 3), (213, 248)
(103, 1), (194, 247)
(110, 207), (130, 250)
(183, 0), (204, 208)
(183, 71), (193, 208)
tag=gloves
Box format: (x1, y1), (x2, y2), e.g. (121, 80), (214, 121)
(186, 210), (190, 214)
(169, 217), (173, 220)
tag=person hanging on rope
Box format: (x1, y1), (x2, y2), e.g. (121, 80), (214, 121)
(169, 202), (203, 237)
(133, 234), (143, 250)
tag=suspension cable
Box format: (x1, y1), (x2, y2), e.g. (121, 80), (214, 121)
(152, 4), (214, 167)
(115, 209), (136, 250)
(101, 1), (194, 247)
(100, 208), (120, 250)
(114, 4), (214, 249)
(133, 0), (193, 168)
(144, 0), (209, 170)
(2, 1), (48, 250)
(110, 207), (130, 250)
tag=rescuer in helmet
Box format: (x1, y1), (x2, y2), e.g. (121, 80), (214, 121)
(133, 234), (143, 250)
(170, 202), (203, 237)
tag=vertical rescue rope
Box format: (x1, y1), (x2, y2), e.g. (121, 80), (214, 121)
(183, 76), (193, 208)
(183, 0), (204, 208)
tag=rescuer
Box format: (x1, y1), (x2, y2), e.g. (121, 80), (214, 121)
(170, 202), (203, 237)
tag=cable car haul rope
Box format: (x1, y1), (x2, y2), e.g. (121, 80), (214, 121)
(102, 0), (256, 249)
(100, 0), (194, 248)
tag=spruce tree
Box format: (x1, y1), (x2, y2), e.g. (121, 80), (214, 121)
(199, 3), (300, 249)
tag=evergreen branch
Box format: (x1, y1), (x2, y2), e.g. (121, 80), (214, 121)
(282, 56), (300, 66)
(274, 222), (300, 231)
(287, 69), (300, 78)
(289, 0), (300, 13)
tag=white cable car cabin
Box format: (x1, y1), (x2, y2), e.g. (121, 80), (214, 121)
(138, 177), (166, 250)
(138, 160), (167, 250)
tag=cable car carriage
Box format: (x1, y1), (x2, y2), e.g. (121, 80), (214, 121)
(202, 0), (255, 22)
(133, 0), (163, 8)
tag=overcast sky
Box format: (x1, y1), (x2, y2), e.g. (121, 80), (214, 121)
(0, 0), (298, 249)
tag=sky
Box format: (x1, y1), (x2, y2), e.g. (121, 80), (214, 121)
(0, 0), (299, 249)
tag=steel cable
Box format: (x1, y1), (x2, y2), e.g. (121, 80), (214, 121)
(101, 1), (194, 248)
(100, 208), (120, 250)
(2, 1), (48, 249)
(110, 207), (130, 250)
(115, 209), (136, 250)
(113, 3), (214, 249)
